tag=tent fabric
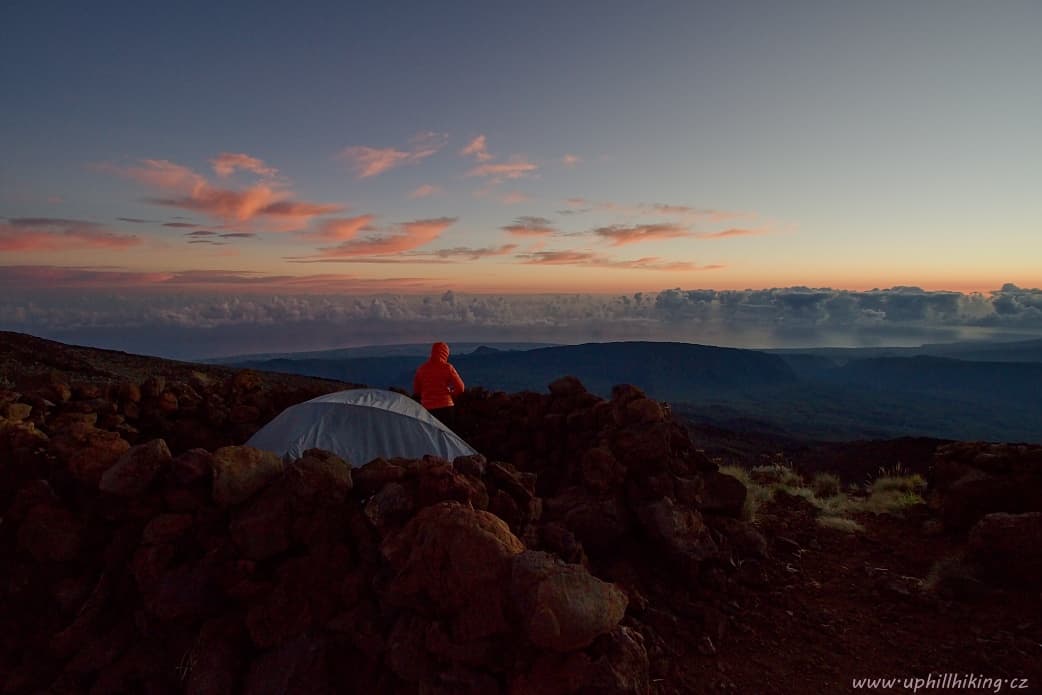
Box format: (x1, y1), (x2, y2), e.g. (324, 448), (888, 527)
(246, 388), (478, 466)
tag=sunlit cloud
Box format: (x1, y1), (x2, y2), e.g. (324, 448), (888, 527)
(501, 216), (557, 236)
(426, 244), (519, 260)
(211, 152), (278, 179)
(304, 214), (379, 242)
(695, 227), (769, 239)
(409, 184), (442, 199)
(339, 132), (447, 179)
(466, 158), (538, 181)
(317, 217), (457, 256)
(515, 249), (717, 271)
(591, 223), (691, 246)
(561, 198), (748, 222)
(561, 154), (581, 166)
(0, 218), (141, 252)
(106, 159), (344, 231)
(460, 135), (493, 162)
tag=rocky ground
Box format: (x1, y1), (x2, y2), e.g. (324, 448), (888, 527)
(0, 332), (1039, 694)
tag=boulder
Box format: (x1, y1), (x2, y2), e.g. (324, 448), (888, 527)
(172, 448), (216, 486)
(141, 513), (195, 545)
(3, 401), (32, 421)
(231, 487), (291, 560)
(287, 449), (353, 502)
(17, 505), (84, 563)
(66, 430), (130, 486)
(700, 470), (747, 518)
(636, 498), (717, 577)
(212, 446), (284, 507)
(510, 551), (628, 652)
(99, 438), (172, 497)
(967, 512), (1042, 585)
(381, 502), (524, 615)
(549, 376), (587, 397)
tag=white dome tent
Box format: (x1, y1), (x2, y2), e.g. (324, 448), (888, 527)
(246, 388), (478, 466)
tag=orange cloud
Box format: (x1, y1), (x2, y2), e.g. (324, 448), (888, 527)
(696, 227), (769, 239)
(0, 218), (141, 252)
(211, 152), (278, 178)
(460, 135), (493, 161)
(466, 158), (538, 180)
(318, 217), (456, 256)
(516, 249), (721, 271)
(305, 214), (378, 241)
(409, 184), (442, 199)
(110, 159), (343, 230)
(591, 223), (691, 246)
(561, 154), (581, 166)
(501, 216), (557, 236)
(340, 132), (447, 179)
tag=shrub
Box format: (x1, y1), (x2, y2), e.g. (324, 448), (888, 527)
(811, 472), (841, 498)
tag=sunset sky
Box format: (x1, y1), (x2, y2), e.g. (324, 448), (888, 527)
(2, 1), (1041, 356)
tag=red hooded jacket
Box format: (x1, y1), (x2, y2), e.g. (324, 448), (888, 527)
(413, 342), (465, 410)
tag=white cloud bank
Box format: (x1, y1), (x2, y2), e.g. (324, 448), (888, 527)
(1, 284), (1040, 359)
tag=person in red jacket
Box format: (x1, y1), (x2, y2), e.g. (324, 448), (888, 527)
(413, 341), (465, 427)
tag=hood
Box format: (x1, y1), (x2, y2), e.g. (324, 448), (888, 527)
(430, 341), (450, 362)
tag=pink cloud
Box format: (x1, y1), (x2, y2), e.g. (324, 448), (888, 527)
(110, 159), (343, 231)
(0, 265), (173, 287)
(0, 218), (141, 252)
(339, 132), (447, 179)
(501, 216), (557, 236)
(0, 266), (434, 292)
(466, 158), (538, 180)
(460, 135), (493, 162)
(409, 184), (442, 199)
(696, 227), (769, 239)
(499, 191), (531, 205)
(591, 223), (691, 246)
(561, 154), (581, 166)
(211, 152), (278, 178)
(305, 214), (378, 241)
(427, 244), (518, 260)
(319, 217), (456, 256)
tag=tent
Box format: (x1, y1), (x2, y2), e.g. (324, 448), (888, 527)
(246, 388), (478, 466)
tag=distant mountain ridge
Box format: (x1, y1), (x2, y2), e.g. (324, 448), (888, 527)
(229, 341), (798, 401)
(225, 338), (1042, 443)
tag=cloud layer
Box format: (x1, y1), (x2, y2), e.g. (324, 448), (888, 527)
(0, 218), (140, 252)
(5, 271), (1039, 358)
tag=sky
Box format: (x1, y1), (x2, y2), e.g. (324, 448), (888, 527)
(2, 1), (1041, 356)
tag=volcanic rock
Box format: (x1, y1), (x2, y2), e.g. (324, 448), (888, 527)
(212, 445), (284, 507)
(99, 438), (172, 496)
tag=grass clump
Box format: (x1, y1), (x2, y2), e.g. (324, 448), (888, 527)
(863, 472), (926, 514)
(811, 472), (841, 498)
(720, 464), (774, 522)
(817, 516), (864, 533)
